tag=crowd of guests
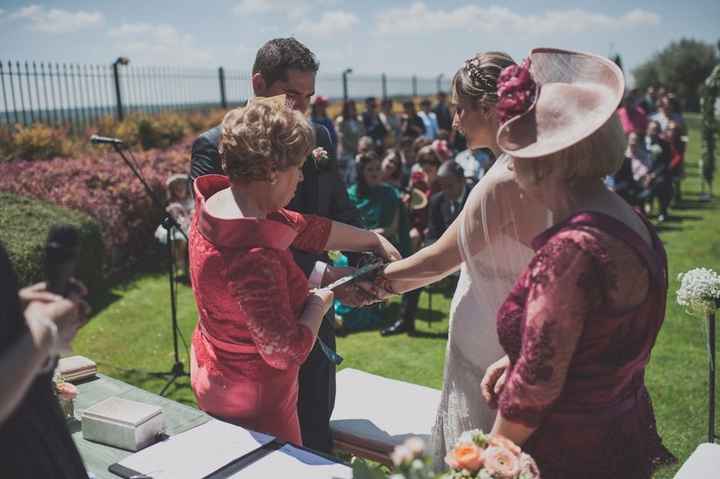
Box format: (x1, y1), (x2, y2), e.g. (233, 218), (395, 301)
(612, 86), (688, 222)
(307, 94), (487, 335)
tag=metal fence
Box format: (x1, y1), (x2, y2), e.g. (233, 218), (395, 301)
(0, 59), (451, 132)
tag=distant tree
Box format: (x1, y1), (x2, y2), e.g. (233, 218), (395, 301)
(632, 38), (718, 111)
(611, 53), (623, 73)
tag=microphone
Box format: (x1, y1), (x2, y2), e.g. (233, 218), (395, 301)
(90, 134), (124, 145)
(44, 224), (80, 297)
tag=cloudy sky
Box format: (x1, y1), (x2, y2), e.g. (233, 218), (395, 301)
(0, 0), (718, 84)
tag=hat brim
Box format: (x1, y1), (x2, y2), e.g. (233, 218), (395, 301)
(497, 48), (624, 159)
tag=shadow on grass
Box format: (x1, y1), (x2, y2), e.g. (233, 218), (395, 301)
(409, 329), (449, 340)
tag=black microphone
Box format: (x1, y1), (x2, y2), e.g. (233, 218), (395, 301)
(44, 224), (80, 296)
(90, 134), (124, 145)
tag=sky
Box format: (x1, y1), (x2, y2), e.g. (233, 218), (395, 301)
(0, 0), (718, 87)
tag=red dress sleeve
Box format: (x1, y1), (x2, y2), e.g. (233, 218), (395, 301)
(498, 230), (606, 427)
(227, 248), (315, 370)
(275, 209), (332, 253)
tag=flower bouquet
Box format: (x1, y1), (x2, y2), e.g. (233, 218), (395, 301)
(352, 430), (540, 479)
(676, 267), (720, 443)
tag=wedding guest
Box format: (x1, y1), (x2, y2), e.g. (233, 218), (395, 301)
(189, 37), (366, 453)
(651, 94), (685, 132)
(617, 89), (648, 135)
(362, 97), (388, 146)
(338, 152), (411, 330)
(336, 100), (365, 185)
(401, 100), (426, 139)
(310, 95), (337, 150)
(381, 149), (405, 190)
(665, 120), (686, 202)
(642, 85), (658, 115)
(426, 161), (474, 244)
(433, 91), (453, 132)
(482, 48), (675, 478)
(155, 173), (194, 280)
(645, 120), (673, 221)
(454, 147), (495, 181)
(189, 100), (400, 444)
(419, 98), (439, 140)
(0, 244), (90, 478)
(380, 98), (402, 146)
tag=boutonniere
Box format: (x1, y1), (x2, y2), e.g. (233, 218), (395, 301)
(312, 146), (330, 169)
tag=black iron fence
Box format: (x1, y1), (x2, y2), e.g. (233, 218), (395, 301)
(0, 59), (451, 132)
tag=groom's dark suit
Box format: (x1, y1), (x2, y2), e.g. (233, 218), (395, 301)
(190, 123), (362, 453)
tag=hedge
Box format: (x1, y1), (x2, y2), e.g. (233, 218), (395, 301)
(0, 192), (104, 289)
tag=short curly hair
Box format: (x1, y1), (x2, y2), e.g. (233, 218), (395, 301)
(220, 102), (315, 182)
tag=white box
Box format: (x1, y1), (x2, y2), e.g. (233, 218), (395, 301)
(82, 397), (165, 451)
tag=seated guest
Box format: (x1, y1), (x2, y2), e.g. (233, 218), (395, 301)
(400, 100), (426, 139)
(362, 97), (388, 146)
(381, 149), (405, 190)
(418, 98), (439, 140)
(484, 48), (675, 478)
(379, 98), (402, 146)
(606, 155), (642, 206)
(339, 152), (411, 331)
(335, 100), (365, 185)
(189, 100), (400, 444)
(645, 120), (673, 221)
(454, 146), (495, 181)
(0, 244), (90, 478)
(426, 161), (474, 244)
(155, 173), (194, 281)
(617, 89), (648, 136)
(651, 95), (685, 132)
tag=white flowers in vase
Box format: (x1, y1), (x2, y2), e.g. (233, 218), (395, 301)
(676, 267), (720, 315)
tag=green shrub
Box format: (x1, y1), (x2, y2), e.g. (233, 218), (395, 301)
(0, 192), (104, 289)
(0, 123), (73, 162)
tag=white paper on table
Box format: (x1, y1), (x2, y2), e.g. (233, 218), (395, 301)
(229, 444), (352, 478)
(116, 419), (274, 479)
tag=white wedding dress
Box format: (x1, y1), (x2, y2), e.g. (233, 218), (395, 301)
(430, 155), (548, 465)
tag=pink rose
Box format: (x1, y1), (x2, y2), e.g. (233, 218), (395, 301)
(496, 58), (537, 124)
(519, 453), (541, 478)
(445, 441), (484, 472)
(56, 382), (78, 401)
(488, 434), (522, 456)
(483, 446), (521, 478)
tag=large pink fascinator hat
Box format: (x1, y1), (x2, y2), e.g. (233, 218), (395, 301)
(496, 48), (624, 159)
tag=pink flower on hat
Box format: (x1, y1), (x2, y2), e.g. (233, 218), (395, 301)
(496, 58), (537, 125)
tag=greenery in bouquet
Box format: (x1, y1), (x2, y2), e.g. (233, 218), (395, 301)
(353, 431), (540, 479)
(676, 267), (720, 315)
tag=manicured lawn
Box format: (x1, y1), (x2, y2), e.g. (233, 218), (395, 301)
(74, 114), (718, 477)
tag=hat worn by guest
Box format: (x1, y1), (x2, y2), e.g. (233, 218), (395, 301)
(490, 48), (676, 479)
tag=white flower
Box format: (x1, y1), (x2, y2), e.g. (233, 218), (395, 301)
(457, 429), (482, 445)
(391, 445), (413, 466)
(404, 437), (426, 456)
(676, 268), (720, 314)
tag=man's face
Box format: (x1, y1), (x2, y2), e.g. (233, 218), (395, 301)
(255, 69), (316, 114)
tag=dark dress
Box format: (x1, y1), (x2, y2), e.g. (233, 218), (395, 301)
(496, 212), (675, 479)
(0, 243), (89, 479)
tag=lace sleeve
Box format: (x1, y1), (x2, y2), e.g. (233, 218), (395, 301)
(227, 249), (315, 370)
(498, 231), (605, 427)
(280, 210), (332, 253)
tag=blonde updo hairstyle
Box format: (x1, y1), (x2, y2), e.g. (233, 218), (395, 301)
(452, 51), (516, 113)
(511, 113), (627, 186)
(220, 101), (315, 183)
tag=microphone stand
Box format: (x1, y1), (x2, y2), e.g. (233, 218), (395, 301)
(109, 142), (189, 396)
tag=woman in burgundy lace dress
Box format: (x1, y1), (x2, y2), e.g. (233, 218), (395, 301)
(481, 49), (676, 478)
(189, 98), (400, 444)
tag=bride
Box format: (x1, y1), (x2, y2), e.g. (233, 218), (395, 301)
(358, 52), (550, 464)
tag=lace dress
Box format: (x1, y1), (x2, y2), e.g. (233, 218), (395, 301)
(496, 211), (675, 478)
(188, 175), (332, 444)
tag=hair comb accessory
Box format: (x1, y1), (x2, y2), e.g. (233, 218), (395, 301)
(496, 58), (538, 124)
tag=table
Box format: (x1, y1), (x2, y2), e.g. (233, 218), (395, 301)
(330, 368), (441, 466)
(71, 374), (350, 478)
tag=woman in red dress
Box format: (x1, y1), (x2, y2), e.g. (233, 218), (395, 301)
(189, 98), (400, 444)
(481, 49), (676, 478)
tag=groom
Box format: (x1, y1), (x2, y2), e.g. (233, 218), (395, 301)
(189, 37), (363, 453)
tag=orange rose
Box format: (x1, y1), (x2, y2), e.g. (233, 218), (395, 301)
(444, 441), (484, 472)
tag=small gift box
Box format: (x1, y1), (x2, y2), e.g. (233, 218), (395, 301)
(82, 397), (165, 451)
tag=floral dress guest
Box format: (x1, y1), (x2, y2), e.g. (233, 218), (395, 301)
(155, 173), (194, 280)
(484, 48), (675, 478)
(189, 99), (400, 444)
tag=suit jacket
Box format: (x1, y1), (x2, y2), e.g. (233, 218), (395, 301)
(189, 123), (363, 276)
(426, 179), (475, 242)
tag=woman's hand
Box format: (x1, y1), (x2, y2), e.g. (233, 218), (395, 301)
(321, 266), (356, 288)
(308, 288), (335, 316)
(372, 233), (402, 262)
(24, 293), (90, 353)
(481, 355), (510, 407)
(19, 282), (61, 310)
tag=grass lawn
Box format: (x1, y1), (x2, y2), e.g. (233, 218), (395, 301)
(73, 114), (718, 477)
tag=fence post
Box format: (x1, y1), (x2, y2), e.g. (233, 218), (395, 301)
(342, 69), (352, 102)
(437, 74), (444, 94)
(381, 73), (387, 101)
(112, 61), (124, 121)
(218, 67), (227, 109)
(412, 75), (418, 97)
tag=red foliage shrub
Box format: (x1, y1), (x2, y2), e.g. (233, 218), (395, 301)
(0, 140), (193, 264)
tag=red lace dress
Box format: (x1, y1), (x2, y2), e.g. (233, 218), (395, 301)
(496, 211), (675, 479)
(189, 175), (332, 444)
